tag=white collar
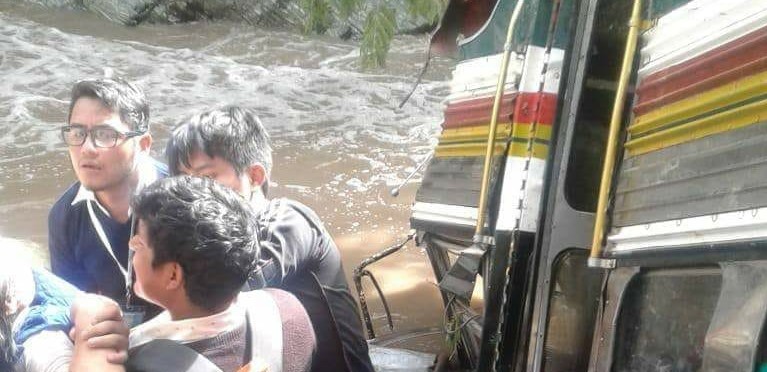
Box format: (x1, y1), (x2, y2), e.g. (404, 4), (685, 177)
(70, 154), (160, 218)
(129, 298), (244, 349)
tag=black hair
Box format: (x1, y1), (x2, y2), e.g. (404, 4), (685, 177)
(166, 105), (273, 194)
(132, 176), (258, 311)
(68, 78), (150, 133)
(0, 290), (17, 370)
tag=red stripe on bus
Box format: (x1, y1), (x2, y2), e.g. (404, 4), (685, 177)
(635, 25), (767, 115)
(513, 92), (557, 125)
(442, 94), (517, 129)
(442, 92), (557, 129)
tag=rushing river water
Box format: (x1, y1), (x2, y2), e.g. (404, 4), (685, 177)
(0, 0), (453, 349)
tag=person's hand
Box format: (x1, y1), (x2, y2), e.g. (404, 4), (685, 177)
(70, 294), (129, 365)
(82, 304), (129, 364)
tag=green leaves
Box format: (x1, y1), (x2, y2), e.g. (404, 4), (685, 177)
(123, 0), (447, 68)
(405, 0), (447, 25)
(331, 0), (359, 20)
(299, 0), (333, 34)
(360, 6), (396, 68)
(296, 0), (445, 68)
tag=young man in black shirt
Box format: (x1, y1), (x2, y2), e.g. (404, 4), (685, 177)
(166, 106), (374, 372)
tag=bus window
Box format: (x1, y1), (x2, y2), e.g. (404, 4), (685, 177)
(703, 262), (767, 371)
(563, 0), (634, 212)
(612, 267), (722, 372)
(542, 249), (604, 372)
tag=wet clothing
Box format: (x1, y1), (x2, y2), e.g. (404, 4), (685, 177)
(47, 156), (166, 311)
(248, 198), (373, 372)
(14, 270), (77, 347)
(11, 268), (79, 372)
(128, 289), (315, 372)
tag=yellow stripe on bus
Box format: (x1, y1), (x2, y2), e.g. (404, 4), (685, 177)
(434, 142), (549, 158)
(625, 98), (767, 156)
(630, 69), (767, 137)
(512, 123), (552, 141)
(439, 123), (514, 143)
(438, 123), (552, 144)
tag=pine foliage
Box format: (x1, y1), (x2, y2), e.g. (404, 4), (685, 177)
(127, 0), (448, 68)
(331, 0), (358, 19)
(300, 0), (333, 33)
(405, 0), (444, 25)
(296, 0), (447, 68)
(360, 6), (396, 68)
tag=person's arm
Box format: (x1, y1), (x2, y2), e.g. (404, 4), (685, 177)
(48, 202), (90, 290)
(258, 200), (321, 285)
(22, 330), (73, 372)
(75, 305), (130, 365)
(69, 294), (127, 372)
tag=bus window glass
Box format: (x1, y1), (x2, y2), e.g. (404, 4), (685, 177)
(563, 0), (634, 212)
(612, 268), (722, 372)
(704, 262), (767, 371)
(542, 249), (604, 372)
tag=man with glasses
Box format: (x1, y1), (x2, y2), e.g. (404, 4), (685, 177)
(48, 78), (166, 312)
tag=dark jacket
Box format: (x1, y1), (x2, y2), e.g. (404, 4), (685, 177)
(248, 198), (373, 372)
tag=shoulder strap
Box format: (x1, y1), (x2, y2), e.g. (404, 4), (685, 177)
(243, 311), (253, 365)
(127, 339), (224, 372)
(238, 312), (273, 372)
(240, 290), (284, 372)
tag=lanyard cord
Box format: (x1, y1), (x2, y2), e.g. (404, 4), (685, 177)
(127, 215), (136, 291)
(86, 199), (129, 279)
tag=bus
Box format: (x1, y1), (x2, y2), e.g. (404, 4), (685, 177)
(356, 0), (767, 370)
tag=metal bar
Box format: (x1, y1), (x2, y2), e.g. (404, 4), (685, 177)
(353, 232), (415, 339)
(475, 0), (527, 234)
(361, 270), (395, 332)
(589, 0), (643, 263)
(390, 153), (433, 197)
(353, 269), (376, 339)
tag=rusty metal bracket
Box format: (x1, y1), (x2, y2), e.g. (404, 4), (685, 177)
(353, 231), (416, 339)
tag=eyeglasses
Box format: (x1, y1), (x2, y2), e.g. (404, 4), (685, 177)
(61, 124), (144, 148)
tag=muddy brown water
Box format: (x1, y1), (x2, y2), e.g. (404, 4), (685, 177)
(0, 0), (454, 351)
